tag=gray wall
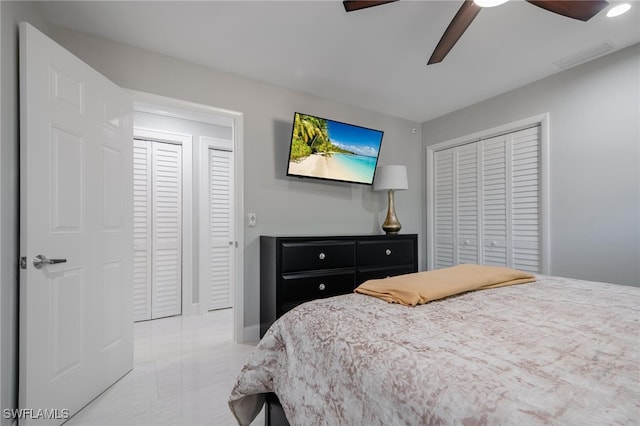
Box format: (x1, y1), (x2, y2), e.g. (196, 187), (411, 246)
(422, 44), (640, 286)
(0, 3), (53, 424)
(50, 28), (424, 332)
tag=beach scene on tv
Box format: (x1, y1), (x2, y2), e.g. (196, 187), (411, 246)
(287, 113), (383, 184)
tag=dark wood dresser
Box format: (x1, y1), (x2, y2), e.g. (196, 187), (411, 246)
(260, 234), (418, 337)
(259, 234), (418, 426)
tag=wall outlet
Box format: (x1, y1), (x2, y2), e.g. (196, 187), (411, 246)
(248, 213), (257, 227)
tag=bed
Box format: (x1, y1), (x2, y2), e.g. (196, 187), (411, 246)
(229, 273), (640, 425)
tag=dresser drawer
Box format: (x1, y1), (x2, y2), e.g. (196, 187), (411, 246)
(357, 264), (417, 284)
(281, 270), (355, 305)
(281, 241), (355, 273)
(357, 239), (415, 267)
(261, 234), (417, 338)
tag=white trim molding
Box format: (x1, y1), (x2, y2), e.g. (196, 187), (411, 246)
(426, 113), (550, 274)
(243, 324), (260, 343)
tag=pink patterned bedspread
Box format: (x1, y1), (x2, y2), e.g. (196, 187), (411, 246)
(229, 275), (640, 425)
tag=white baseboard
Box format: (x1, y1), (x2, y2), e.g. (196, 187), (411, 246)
(243, 324), (260, 343)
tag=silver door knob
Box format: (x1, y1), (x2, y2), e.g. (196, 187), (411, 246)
(318, 283), (326, 291)
(319, 253), (326, 260)
(385, 249), (392, 255)
(33, 254), (67, 269)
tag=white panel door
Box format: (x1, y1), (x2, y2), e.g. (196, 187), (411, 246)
(19, 22), (132, 424)
(151, 142), (182, 319)
(208, 148), (234, 310)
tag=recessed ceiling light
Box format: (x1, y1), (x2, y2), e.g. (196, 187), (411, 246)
(474, 0), (510, 7)
(607, 3), (631, 17)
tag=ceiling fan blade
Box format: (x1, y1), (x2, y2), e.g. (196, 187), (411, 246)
(343, 0), (399, 12)
(428, 0), (481, 65)
(526, 0), (609, 21)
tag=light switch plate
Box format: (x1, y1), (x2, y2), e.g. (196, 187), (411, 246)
(248, 213), (257, 227)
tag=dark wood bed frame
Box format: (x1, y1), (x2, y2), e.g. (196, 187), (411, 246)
(265, 393), (289, 426)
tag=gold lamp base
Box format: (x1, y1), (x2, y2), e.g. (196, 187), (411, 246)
(382, 189), (402, 235)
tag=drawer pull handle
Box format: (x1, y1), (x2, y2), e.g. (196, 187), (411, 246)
(385, 249), (392, 256)
(319, 283), (326, 291)
(319, 252), (326, 260)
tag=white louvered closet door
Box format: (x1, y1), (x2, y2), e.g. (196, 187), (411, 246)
(434, 149), (455, 268)
(432, 125), (541, 273)
(457, 143), (481, 265)
(132, 140), (182, 321)
(510, 126), (541, 272)
(208, 148), (234, 310)
(434, 143), (482, 268)
(133, 141), (152, 321)
(152, 142), (182, 318)
(482, 134), (509, 266)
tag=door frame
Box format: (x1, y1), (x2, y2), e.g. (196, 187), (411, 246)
(131, 90), (246, 343)
(425, 113), (550, 273)
(133, 129), (192, 319)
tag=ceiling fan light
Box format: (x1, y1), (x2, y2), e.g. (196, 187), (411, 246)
(474, 0), (509, 7)
(606, 3), (631, 17)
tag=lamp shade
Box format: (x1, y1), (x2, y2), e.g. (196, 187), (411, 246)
(373, 165), (408, 191)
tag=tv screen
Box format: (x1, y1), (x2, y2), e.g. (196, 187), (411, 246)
(287, 112), (384, 185)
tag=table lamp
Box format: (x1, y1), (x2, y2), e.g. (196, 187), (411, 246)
(373, 165), (408, 235)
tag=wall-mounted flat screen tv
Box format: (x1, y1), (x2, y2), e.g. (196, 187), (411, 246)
(286, 112), (384, 185)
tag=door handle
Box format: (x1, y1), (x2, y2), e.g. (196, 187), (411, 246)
(33, 254), (67, 269)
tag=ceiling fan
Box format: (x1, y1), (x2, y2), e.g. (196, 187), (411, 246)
(343, 0), (609, 65)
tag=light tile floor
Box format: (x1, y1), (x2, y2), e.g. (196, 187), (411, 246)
(65, 309), (263, 426)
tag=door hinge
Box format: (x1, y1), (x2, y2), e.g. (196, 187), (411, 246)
(20, 256), (27, 269)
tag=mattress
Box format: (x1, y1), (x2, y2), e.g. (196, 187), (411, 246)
(229, 275), (640, 425)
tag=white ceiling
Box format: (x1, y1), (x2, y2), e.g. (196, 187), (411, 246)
(41, 0), (640, 122)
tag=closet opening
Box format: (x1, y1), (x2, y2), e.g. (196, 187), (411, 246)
(131, 92), (246, 343)
(425, 114), (550, 274)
